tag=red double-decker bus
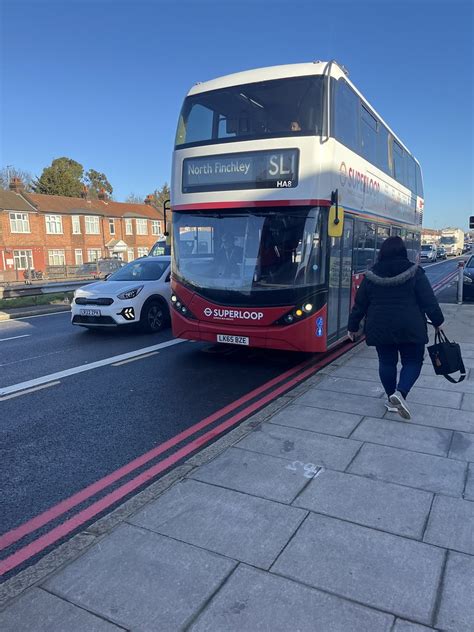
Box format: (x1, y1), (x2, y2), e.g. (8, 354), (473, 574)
(170, 61), (423, 352)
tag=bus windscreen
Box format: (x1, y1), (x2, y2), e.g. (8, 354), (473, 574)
(175, 76), (324, 148)
(172, 208), (326, 304)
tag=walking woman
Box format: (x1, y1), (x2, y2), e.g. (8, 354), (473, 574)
(348, 236), (444, 420)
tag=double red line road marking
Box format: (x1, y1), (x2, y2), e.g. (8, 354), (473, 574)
(0, 341), (355, 576)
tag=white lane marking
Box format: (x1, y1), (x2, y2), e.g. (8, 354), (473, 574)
(0, 381), (60, 401)
(0, 338), (185, 397)
(112, 351), (159, 366)
(422, 256), (465, 269)
(0, 334), (31, 342)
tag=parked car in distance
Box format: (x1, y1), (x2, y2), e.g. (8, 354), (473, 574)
(463, 255), (474, 300)
(420, 244), (437, 263)
(76, 258), (125, 279)
(71, 256), (171, 332)
(149, 238), (170, 256)
(436, 246), (447, 260)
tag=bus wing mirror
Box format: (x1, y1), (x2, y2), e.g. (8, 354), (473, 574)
(328, 205), (344, 238)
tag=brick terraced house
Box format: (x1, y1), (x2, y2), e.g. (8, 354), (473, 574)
(0, 179), (164, 281)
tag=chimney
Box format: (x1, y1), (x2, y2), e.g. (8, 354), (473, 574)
(9, 177), (24, 192)
(81, 185), (88, 199)
(98, 188), (107, 201)
(144, 194), (154, 205)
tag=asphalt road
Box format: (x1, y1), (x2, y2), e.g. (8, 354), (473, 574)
(0, 256), (466, 578)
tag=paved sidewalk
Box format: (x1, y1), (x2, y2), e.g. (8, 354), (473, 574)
(1, 303), (473, 631)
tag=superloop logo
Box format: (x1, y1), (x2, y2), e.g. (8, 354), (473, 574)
(203, 307), (264, 321)
(340, 162), (380, 196)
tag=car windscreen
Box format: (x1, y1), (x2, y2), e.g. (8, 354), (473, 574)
(466, 256), (474, 269)
(107, 260), (168, 281)
(421, 245), (432, 250)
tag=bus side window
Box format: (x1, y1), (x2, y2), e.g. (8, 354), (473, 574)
(334, 79), (359, 152)
(354, 221), (376, 272)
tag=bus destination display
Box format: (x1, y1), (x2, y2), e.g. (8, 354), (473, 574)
(182, 149), (299, 193)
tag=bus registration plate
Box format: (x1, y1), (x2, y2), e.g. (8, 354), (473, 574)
(217, 334), (249, 346)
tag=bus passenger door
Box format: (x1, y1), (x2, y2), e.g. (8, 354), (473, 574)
(327, 217), (354, 343)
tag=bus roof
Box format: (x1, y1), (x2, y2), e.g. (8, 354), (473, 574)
(187, 61), (419, 165)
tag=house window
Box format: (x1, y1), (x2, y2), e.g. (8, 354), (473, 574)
(45, 215), (63, 234)
(13, 249), (33, 270)
(136, 218), (148, 235)
(85, 216), (100, 234)
(9, 212), (30, 233)
(152, 220), (162, 235)
(72, 215), (81, 234)
(137, 247), (149, 257)
(127, 248), (135, 262)
(109, 218), (115, 235)
(48, 249), (66, 266)
(125, 218), (133, 235)
(75, 249), (83, 265)
(87, 249), (102, 262)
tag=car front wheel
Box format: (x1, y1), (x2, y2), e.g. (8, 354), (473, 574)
(140, 300), (169, 333)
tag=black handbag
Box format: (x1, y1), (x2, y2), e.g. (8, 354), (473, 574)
(427, 330), (466, 383)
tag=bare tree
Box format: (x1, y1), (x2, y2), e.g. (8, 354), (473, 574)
(0, 165), (35, 191)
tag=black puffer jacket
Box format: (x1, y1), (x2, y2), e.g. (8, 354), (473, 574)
(348, 257), (444, 346)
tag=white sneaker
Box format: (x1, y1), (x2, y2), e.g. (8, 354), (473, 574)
(384, 400), (399, 413)
(389, 391), (411, 420)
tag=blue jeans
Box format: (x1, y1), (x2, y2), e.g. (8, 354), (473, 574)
(375, 343), (425, 398)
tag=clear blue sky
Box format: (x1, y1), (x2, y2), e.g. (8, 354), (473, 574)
(1, 0), (472, 229)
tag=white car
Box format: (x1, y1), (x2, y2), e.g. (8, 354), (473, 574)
(71, 256), (171, 332)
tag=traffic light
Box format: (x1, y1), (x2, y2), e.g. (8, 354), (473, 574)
(470, 216), (474, 229)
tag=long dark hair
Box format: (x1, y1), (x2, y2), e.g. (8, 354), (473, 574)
(378, 236), (408, 262)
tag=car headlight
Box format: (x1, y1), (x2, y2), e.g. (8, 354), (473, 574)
(117, 286), (143, 300)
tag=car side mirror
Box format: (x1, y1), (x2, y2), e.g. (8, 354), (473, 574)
(165, 274), (171, 283)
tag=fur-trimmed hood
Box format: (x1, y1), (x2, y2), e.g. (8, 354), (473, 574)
(365, 262), (419, 286)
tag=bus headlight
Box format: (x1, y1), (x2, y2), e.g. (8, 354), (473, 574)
(295, 309), (304, 317)
(303, 303), (313, 313)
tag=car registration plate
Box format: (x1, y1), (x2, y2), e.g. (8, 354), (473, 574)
(80, 308), (101, 317)
(217, 334), (249, 346)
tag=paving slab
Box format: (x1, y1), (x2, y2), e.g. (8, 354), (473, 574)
(330, 364), (382, 382)
(0, 588), (123, 632)
(423, 495), (474, 554)
(190, 565), (394, 632)
(436, 551), (474, 631)
(413, 374), (474, 393)
(188, 446), (311, 503)
(343, 356), (381, 370)
(235, 423), (362, 470)
(293, 469), (433, 539)
(272, 512), (444, 625)
(296, 389), (386, 417)
(461, 392), (474, 411)
(393, 619), (437, 631)
(128, 479), (306, 569)
(311, 375), (385, 398)
(268, 403), (362, 437)
(465, 463), (474, 501)
(351, 417), (452, 457)
(385, 402), (474, 433)
(406, 386), (463, 409)
(44, 523), (236, 632)
(449, 431), (474, 461)
(348, 443), (466, 496)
